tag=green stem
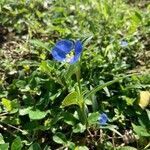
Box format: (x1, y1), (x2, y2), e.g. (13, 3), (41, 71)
(0, 121), (28, 135)
(76, 64), (81, 93)
(75, 62), (88, 126)
(78, 103), (88, 127)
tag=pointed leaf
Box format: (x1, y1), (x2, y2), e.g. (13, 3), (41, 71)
(30, 39), (50, 51)
(28, 143), (41, 150)
(85, 74), (137, 98)
(29, 109), (47, 120)
(132, 124), (150, 137)
(62, 92), (83, 108)
(53, 132), (67, 145)
(11, 137), (22, 150)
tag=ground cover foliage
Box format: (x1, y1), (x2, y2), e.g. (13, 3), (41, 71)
(0, 0), (150, 149)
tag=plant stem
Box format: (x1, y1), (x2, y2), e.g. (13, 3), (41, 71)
(76, 65), (81, 93)
(0, 121), (28, 135)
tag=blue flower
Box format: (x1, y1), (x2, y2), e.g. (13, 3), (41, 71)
(98, 113), (108, 125)
(120, 41), (128, 47)
(51, 40), (83, 64)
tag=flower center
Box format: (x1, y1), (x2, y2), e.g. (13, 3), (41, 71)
(65, 51), (74, 62)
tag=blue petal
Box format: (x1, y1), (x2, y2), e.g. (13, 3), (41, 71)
(74, 40), (83, 55)
(55, 40), (73, 54)
(52, 40), (73, 62)
(69, 40), (82, 64)
(51, 47), (66, 61)
(99, 113), (108, 125)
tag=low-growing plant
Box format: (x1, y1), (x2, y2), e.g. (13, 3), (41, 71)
(0, 0), (150, 149)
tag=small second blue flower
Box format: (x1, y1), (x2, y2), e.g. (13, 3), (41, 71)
(98, 113), (108, 125)
(51, 40), (83, 64)
(120, 40), (128, 47)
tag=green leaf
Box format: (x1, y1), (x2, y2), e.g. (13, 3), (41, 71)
(63, 112), (78, 126)
(85, 74), (136, 98)
(28, 109), (48, 120)
(0, 134), (5, 144)
(39, 61), (53, 74)
(62, 92), (83, 108)
(118, 146), (137, 150)
(132, 124), (150, 137)
(67, 141), (75, 149)
(15, 80), (26, 89)
(19, 107), (32, 116)
(1, 98), (12, 112)
(29, 39), (50, 51)
(53, 132), (67, 145)
(11, 137), (22, 150)
(123, 96), (135, 106)
(1, 116), (20, 125)
(0, 143), (9, 150)
(88, 112), (99, 125)
(10, 99), (19, 113)
(132, 11), (142, 24)
(1, 98), (19, 113)
(28, 143), (41, 150)
(75, 146), (89, 150)
(73, 123), (86, 133)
